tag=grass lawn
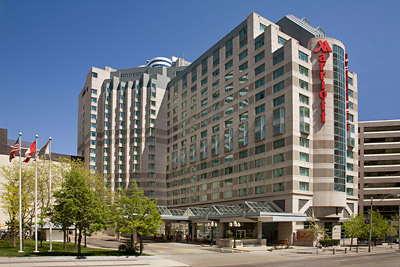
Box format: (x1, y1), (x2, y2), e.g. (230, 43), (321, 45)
(0, 238), (139, 257)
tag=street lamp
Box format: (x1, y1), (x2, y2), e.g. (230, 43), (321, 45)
(229, 221), (241, 248)
(368, 193), (400, 252)
(207, 221), (217, 246)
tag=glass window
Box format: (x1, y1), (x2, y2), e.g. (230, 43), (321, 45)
(225, 71), (233, 81)
(255, 77), (265, 88)
(300, 167), (309, 176)
(273, 81), (285, 93)
(255, 51), (265, 63)
(225, 60), (233, 70)
(255, 104), (265, 115)
(273, 168), (285, 178)
(346, 188), (353, 196)
(300, 137), (309, 148)
(273, 182), (285, 192)
(238, 122), (248, 147)
(224, 128), (233, 151)
(255, 38), (264, 50)
(299, 65), (309, 77)
(255, 185), (266, 194)
(255, 90), (265, 101)
(273, 95), (285, 107)
(273, 153), (285, 163)
(255, 64), (265, 75)
(300, 182), (309, 191)
(239, 99), (248, 109)
(239, 62), (248, 72)
(274, 138), (285, 149)
(273, 52), (284, 65)
(255, 144), (265, 154)
(212, 69), (220, 78)
(239, 49), (248, 61)
(239, 112), (248, 121)
(239, 86), (248, 97)
(300, 152), (309, 162)
(273, 67), (284, 79)
(255, 115), (265, 141)
(299, 51), (308, 62)
(239, 74), (248, 84)
(278, 36), (286, 45)
(239, 175), (248, 184)
(299, 94), (309, 105)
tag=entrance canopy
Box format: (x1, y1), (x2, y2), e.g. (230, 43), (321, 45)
(158, 201), (307, 223)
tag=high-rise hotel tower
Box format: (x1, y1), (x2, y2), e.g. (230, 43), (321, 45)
(165, 13), (358, 235)
(77, 57), (189, 205)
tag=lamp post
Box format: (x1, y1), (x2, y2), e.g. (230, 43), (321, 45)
(368, 193), (400, 252)
(207, 221), (217, 246)
(229, 221), (241, 248)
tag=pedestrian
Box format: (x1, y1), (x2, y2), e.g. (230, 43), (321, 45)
(186, 234), (189, 243)
(175, 234), (178, 242)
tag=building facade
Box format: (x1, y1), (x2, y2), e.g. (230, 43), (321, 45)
(77, 58), (189, 205)
(359, 120), (400, 217)
(165, 13), (359, 239)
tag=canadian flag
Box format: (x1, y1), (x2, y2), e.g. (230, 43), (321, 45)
(24, 140), (36, 163)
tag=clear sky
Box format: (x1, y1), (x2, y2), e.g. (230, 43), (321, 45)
(1, 0), (399, 155)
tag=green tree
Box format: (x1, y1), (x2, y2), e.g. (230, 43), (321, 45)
(51, 161), (110, 256)
(369, 210), (389, 244)
(388, 214), (399, 245)
(342, 213), (368, 250)
(0, 162), (35, 247)
(113, 181), (162, 255)
(306, 217), (327, 248)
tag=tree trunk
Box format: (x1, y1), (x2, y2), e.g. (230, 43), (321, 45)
(40, 225), (43, 248)
(63, 229), (67, 251)
(74, 228), (77, 248)
(139, 234), (143, 255)
(350, 237), (353, 251)
(131, 233), (134, 252)
(11, 228), (15, 247)
(77, 227), (82, 257)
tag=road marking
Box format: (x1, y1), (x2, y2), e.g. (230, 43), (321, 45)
(342, 258), (400, 266)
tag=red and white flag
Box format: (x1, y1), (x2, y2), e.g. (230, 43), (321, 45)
(24, 140), (36, 163)
(9, 136), (21, 162)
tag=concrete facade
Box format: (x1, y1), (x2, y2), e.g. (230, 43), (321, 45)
(359, 120), (400, 216)
(165, 13), (358, 239)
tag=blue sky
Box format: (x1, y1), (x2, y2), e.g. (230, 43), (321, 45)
(1, 0), (399, 155)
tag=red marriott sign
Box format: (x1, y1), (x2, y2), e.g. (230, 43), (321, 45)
(314, 40), (332, 123)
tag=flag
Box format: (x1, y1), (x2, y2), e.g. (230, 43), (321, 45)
(38, 140), (50, 158)
(9, 136), (21, 162)
(24, 140), (37, 163)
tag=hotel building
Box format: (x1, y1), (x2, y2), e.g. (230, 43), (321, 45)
(165, 13), (358, 240)
(77, 57), (189, 205)
(359, 120), (400, 217)
(78, 13), (359, 244)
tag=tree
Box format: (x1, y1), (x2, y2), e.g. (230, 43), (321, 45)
(113, 181), (162, 255)
(0, 162), (35, 247)
(51, 161), (110, 256)
(342, 213), (368, 250)
(388, 214), (399, 245)
(369, 210), (389, 244)
(306, 217), (327, 249)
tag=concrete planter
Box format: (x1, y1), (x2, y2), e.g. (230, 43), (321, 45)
(217, 239), (243, 248)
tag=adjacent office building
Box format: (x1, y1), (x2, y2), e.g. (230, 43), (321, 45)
(78, 13), (359, 243)
(359, 120), (400, 217)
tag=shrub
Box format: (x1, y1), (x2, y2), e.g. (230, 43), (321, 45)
(319, 239), (340, 247)
(118, 242), (139, 254)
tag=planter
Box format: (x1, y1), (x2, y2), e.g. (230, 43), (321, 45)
(217, 239), (243, 248)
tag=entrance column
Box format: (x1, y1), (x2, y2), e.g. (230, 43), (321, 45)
(257, 221), (262, 245)
(191, 223), (196, 241)
(219, 222), (224, 238)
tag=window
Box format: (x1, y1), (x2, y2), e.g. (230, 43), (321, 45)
(225, 83), (233, 92)
(300, 182), (309, 191)
(239, 150), (248, 159)
(201, 98), (208, 107)
(225, 166), (233, 175)
(238, 122), (248, 146)
(347, 175), (354, 183)
(255, 104), (265, 115)
(255, 171), (266, 181)
(225, 95), (233, 105)
(239, 188), (248, 196)
(346, 187), (353, 196)
(299, 65), (309, 76)
(255, 185), (266, 194)
(239, 50), (248, 60)
(300, 152), (309, 162)
(347, 163), (354, 171)
(255, 144), (265, 154)
(273, 107), (285, 135)
(299, 51), (308, 62)
(300, 167), (309, 176)
(273, 67), (284, 79)
(225, 191), (233, 199)
(255, 158), (265, 168)
(255, 77), (265, 88)
(225, 60), (233, 70)
(212, 69), (220, 78)
(239, 112), (248, 121)
(255, 38), (264, 50)
(224, 129), (233, 151)
(255, 64), (265, 75)
(273, 95), (285, 106)
(255, 115), (265, 141)
(225, 71), (233, 81)
(240, 38), (247, 48)
(190, 144), (197, 163)
(212, 80), (219, 89)
(212, 91), (220, 99)
(225, 154), (233, 163)
(239, 74), (248, 84)
(273, 153), (285, 163)
(255, 90), (265, 101)
(300, 137), (309, 148)
(92, 72), (98, 78)
(273, 52), (284, 65)
(273, 81), (285, 93)
(299, 94), (309, 105)
(239, 99), (248, 109)
(274, 138), (285, 149)
(91, 97), (97, 103)
(273, 168), (285, 178)
(300, 106), (310, 133)
(239, 176), (248, 184)
(273, 182), (285, 192)
(255, 51), (265, 63)
(347, 150), (354, 159)
(278, 36), (286, 45)
(211, 134), (220, 156)
(239, 87), (248, 97)
(239, 62), (248, 72)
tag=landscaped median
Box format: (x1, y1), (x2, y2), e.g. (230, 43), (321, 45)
(0, 239), (148, 257)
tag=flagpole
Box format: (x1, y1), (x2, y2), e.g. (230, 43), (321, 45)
(18, 132), (23, 253)
(34, 134), (39, 253)
(48, 137), (52, 252)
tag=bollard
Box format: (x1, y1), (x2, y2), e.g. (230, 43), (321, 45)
(345, 248), (347, 254)
(356, 246), (359, 253)
(333, 248), (336, 255)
